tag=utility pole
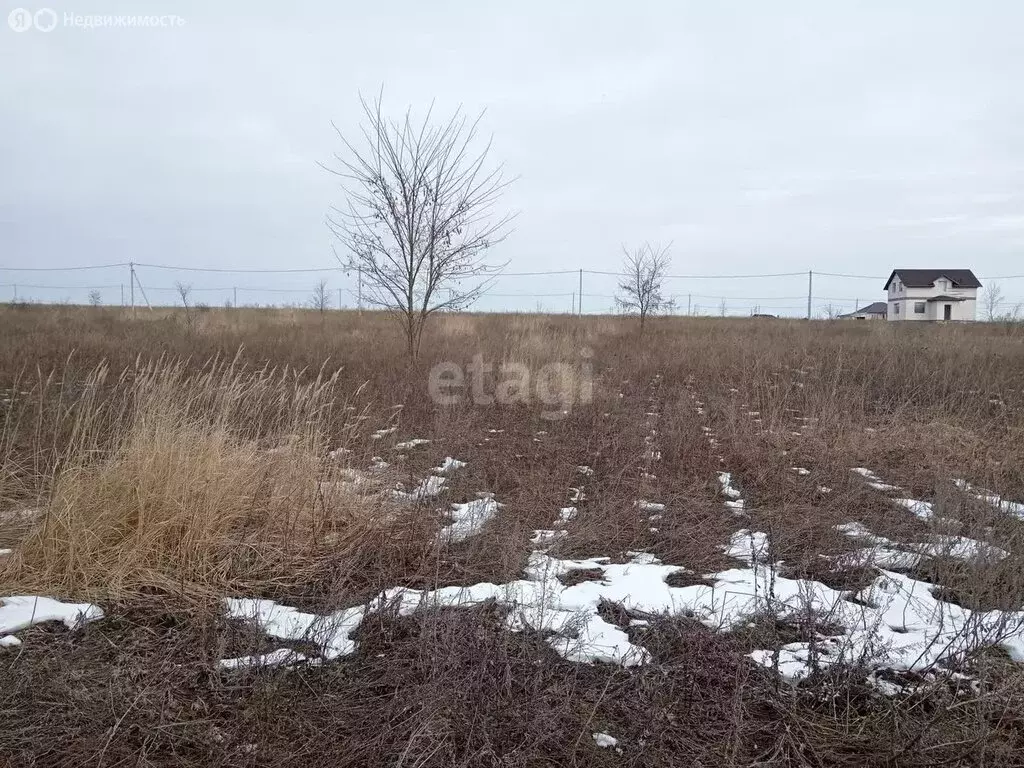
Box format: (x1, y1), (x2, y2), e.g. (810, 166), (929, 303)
(338, 288), (342, 310)
(129, 262), (135, 318)
(806, 270), (813, 320)
(357, 266), (363, 313)
(133, 269), (152, 311)
(571, 292), (576, 314)
(687, 293), (692, 316)
(578, 269), (583, 315)
(233, 286), (238, 308)
(120, 283), (124, 306)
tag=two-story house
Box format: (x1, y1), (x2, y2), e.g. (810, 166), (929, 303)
(883, 269), (981, 322)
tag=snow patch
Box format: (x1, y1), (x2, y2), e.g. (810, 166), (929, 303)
(395, 438), (431, 451)
(432, 456), (467, 474)
(557, 507), (578, 524)
(954, 479), (1024, 518)
(592, 733), (621, 751)
(441, 495), (501, 542)
(718, 472), (742, 500)
(392, 475), (447, 502)
(0, 596), (104, 640)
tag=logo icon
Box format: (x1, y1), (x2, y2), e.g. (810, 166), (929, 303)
(8, 8), (33, 31)
(34, 8), (57, 31)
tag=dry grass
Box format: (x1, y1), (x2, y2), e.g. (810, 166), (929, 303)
(3, 304), (1024, 765)
(1, 357), (393, 600)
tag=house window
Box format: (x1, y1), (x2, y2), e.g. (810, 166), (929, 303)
(893, 303), (900, 315)
(914, 302), (926, 314)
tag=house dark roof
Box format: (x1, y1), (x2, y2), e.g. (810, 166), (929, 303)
(884, 269), (981, 290)
(841, 302), (887, 317)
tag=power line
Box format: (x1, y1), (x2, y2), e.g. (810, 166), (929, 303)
(134, 262), (343, 274)
(814, 272), (886, 280)
(583, 269), (807, 279)
(0, 263), (127, 272)
(501, 269), (579, 276)
(3, 261), (1022, 281)
(0, 283), (121, 290)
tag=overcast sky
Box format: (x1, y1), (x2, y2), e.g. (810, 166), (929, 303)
(2, 1), (1023, 314)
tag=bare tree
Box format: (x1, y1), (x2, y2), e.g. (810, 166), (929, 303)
(718, 297), (728, 317)
(821, 303), (840, 320)
(324, 93), (514, 359)
(175, 282), (192, 308)
(310, 279), (331, 316)
(176, 282), (195, 331)
(88, 289), (102, 307)
(984, 281), (1004, 321)
(615, 243), (672, 335)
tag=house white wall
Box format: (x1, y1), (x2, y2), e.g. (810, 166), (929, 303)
(886, 277), (978, 321)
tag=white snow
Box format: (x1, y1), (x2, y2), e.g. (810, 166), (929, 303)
(836, 522), (1009, 568)
(893, 498), (935, 521)
(557, 507), (578, 524)
(791, 467), (810, 476)
(371, 426), (397, 440)
(530, 529), (568, 545)
(219, 648), (309, 670)
(0, 548), (12, 557)
(0, 596), (104, 639)
(221, 510), (1024, 688)
(718, 472), (742, 499)
(576, 465), (594, 476)
(722, 529), (769, 564)
(432, 456), (467, 474)
(0, 634), (22, 648)
(636, 500), (665, 513)
(440, 495), (501, 542)
(395, 438), (431, 451)
(954, 479), (1024, 518)
(592, 733), (620, 750)
(851, 467), (901, 492)
(392, 475), (447, 502)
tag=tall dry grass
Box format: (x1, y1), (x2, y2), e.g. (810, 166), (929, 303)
(1, 356), (388, 599)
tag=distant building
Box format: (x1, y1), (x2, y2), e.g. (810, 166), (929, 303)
(840, 302), (887, 320)
(883, 269), (981, 322)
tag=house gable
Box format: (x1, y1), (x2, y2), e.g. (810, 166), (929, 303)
(883, 269), (982, 291)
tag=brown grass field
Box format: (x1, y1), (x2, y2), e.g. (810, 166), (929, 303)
(2, 303), (1024, 767)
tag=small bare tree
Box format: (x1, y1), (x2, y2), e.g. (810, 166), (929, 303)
(984, 281), (1003, 321)
(310, 279), (331, 316)
(324, 93), (514, 359)
(176, 282), (195, 331)
(175, 282), (192, 308)
(615, 242), (672, 335)
(88, 289), (102, 307)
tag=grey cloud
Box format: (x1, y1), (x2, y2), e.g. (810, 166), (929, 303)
(2, 0), (1023, 313)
